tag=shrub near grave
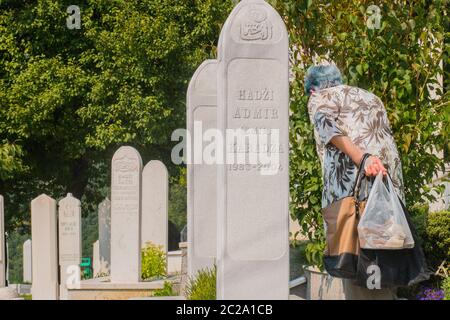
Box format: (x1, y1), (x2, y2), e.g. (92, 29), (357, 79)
(425, 211), (450, 267)
(270, 0), (450, 269)
(410, 207), (450, 269)
(442, 276), (450, 300)
(141, 242), (166, 280)
(153, 281), (176, 297)
(398, 208), (450, 299)
(186, 267), (216, 300)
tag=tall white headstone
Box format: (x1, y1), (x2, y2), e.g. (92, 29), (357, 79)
(217, 0), (289, 299)
(141, 161), (168, 255)
(92, 240), (100, 277)
(0, 195), (5, 288)
(58, 193), (82, 300)
(23, 239), (32, 284)
(111, 146), (143, 283)
(98, 198), (111, 273)
(187, 60), (218, 276)
(31, 194), (59, 300)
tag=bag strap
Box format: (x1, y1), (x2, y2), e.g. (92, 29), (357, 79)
(352, 153), (371, 198)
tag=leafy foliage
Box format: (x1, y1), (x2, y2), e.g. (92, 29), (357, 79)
(169, 178), (187, 231)
(1, 0), (233, 283)
(270, 0), (450, 266)
(186, 266), (216, 300)
(0, 0), (233, 231)
(141, 242), (166, 280)
(5, 231), (29, 284)
(442, 276), (450, 300)
(153, 281), (176, 297)
(425, 210), (450, 267)
(0, 141), (26, 180)
(410, 206), (450, 269)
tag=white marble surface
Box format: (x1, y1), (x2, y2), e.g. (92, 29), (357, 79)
(111, 146), (143, 283)
(22, 239), (32, 284)
(141, 160), (168, 254)
(58, 193), (82, 299)
(93, 240), (100, 277)
(98, 198), (111, 273)
(31, 194), (59, 300)
(216, 0), (290, 299)
(187, 60), (218, 277)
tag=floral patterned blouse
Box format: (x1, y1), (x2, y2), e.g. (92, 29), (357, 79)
(307, 85), (406, 209)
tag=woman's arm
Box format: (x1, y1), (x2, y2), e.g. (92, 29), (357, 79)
(330, 135), (387, 177)
(312, 111), (387, 176)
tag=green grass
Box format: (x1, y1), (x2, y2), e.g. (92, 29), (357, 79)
(186, 267), (216, 300)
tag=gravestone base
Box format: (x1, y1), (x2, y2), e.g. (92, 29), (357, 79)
(304, 266), (345, 300)
(167, 250), (182, 275)
(66, 277), (180, 300)
(8, 283), (31, 295)
(179, 242), (188, 297)
(18, 284), (32, 295)
(0, 287), (19, 300)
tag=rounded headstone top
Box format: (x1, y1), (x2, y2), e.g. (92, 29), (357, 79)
(59, 192), (81, 206)
(218, 0), (287, 55)
(23, 239), (32, 250)
(99, 197), (111, 208)
(143, 160), (168, 175)
(188, 60), (218, 98)
(112, 146), (143, 169)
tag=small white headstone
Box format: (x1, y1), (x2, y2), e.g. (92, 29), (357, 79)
(216, 0), (290, 299)
(92, 240), (100, 277)
(5, 241), (8, 285)
(31, 194), (59, 300)
(187, 60), (218, 276)
(23, 239), (32, 284)
(98, 198), (111, 274)
(0, 195), (5, 288)
(0, 287), (19, 300)
(58, 193), (82, 299)
(141, 160), (168, 255)
(111, 146), (143, 283)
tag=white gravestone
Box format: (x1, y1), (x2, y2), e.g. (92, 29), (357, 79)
(187, 60), (218, 276)
(141, 160), (168, 256)
(0, 195), (5, 288)
(31, 194), (59, 300)
(111, 146), (143, 283)
(23, 239), (32, 284)
(6, 237), (10, 286)
(216, 0), (290, 299)
(58, 193), (82, 299)
(98, 198), (111, 273)
(5, 241), (8, 285)
(92, 240), (100, 277)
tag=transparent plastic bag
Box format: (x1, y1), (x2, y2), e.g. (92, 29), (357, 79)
(358, 172), (415, 250)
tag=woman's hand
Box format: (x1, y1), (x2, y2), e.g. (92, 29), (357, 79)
(364, 156), (387, 177)
(329, 136), (388, 177)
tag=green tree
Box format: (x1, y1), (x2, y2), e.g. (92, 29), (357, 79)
(0, 0), (234, 280)
(270, 0), (449, 266)
(0, 0), (233, 230)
